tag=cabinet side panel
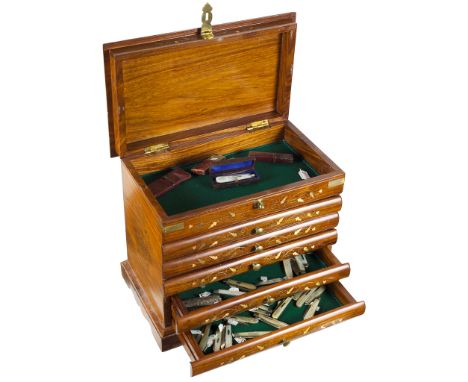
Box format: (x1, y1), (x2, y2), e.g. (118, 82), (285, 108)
(121, 161), (166, 327)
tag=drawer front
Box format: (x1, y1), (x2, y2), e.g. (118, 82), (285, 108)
(162, 173), (345, 242)
(178, 281), (365, 376)
(164, 229), (337, 296)
(164, 196), (342, 258)
(171, 247), (349, 332)
(164, 213), (339, 278)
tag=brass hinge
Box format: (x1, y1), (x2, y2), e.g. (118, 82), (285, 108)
(144, 143), (170, 155)
(201, 3), (214, 40)
(246, 119), (270, 132)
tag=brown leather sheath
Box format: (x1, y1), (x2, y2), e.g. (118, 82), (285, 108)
(148, 168), (192, 197)
(248, 151), (294, 164)
(191, 155), (225, 175)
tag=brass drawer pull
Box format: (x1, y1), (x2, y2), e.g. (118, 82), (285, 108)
(253, 199), (265, 209)
(252, 227), (264, 235)
(253, 244), (264, 252)
(264, 296), (275, 305)
(251, 262), (262, 271)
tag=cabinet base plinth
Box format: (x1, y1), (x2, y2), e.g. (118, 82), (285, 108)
(121, 260), (180, 352)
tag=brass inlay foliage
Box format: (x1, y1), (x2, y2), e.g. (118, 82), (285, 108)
(229, 212), (236, 217)
(210, 241), (218, 247)
(257, 345), (264, 350)
(229, 267), (237, 273)
(276, 239), (282, 244)
(209, 255), (218, 260)
(229, 232), (238, 238)
(303, 327), (311, 335)
(280, 196), (288, 204)
(286, 287), (294, 295)
(294, 228), (302, 235)
(240, 304), (248, 309)
(209, 221), (218, 229)
(277, 217), (284, 225)
(297, 198), (305, 203)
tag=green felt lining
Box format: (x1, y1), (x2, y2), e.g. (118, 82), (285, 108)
(178, 252), (327, 300)
(179, 251), (343, 354)
(142, 141), (319, 215)
(198, 288), (341, 355)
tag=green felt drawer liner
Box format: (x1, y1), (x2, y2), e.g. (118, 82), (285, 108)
(142, 141), (319, 216)
(178, 252), (327, 300)
(179, 251), (342, 354)
(197, 287), (341, 355)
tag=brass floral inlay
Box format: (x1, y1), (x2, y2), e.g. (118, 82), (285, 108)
(303, 327), (311, 335)
(198, 259), (206, 264)
(318, 189), (323, 194)
(280, 196), (288, 204)
(275, 252), (282, 259)
(188, 224), (194, 229)
(209, 241), (218, 247)
(297, 198), (305, 203)
(240, 304), (248, 308)
(230, 267), (237, 273)
(209, 255), (218, 260)
(211, 276), (217, 282)
(192, 245), (197, 250)
(209, 221), (218, 229)
(294, 228), (302, 235)
(277, 217), (284, 225)
(229, 232), (238, 238)
(192, 263), (196, 268)
(286, 287), (294, 295)
(229, 212), (236, 217)
(295, 217), (302, 221)
(276, 239), (282, 244)
(309, 192), (314, 198)
(257, 345), (264, 350)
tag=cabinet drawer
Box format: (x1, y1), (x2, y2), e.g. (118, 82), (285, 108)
(177, 280), (365, 376)
(164, 229), (338, 296)
(164, 196), (342, 258)
(162, 173), (344, 242)
(164, 213), (339, 278)
(171, 247), (349, 332)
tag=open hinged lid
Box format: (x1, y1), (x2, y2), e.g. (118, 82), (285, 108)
(104, 7), (297, 157)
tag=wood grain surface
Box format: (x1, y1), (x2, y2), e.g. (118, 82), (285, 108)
(164, 196), (342, 258)
(164, 230), (338, 296)
(171, 247), (350, 332)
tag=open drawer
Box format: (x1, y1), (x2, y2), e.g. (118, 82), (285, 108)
(171, 247), (349, 332)
(176, 279), (365, 376)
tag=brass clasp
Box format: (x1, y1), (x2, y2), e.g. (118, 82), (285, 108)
(201, 3), (214, 40)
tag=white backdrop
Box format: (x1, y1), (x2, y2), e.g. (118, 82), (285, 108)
(1, 1), (467, 381)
